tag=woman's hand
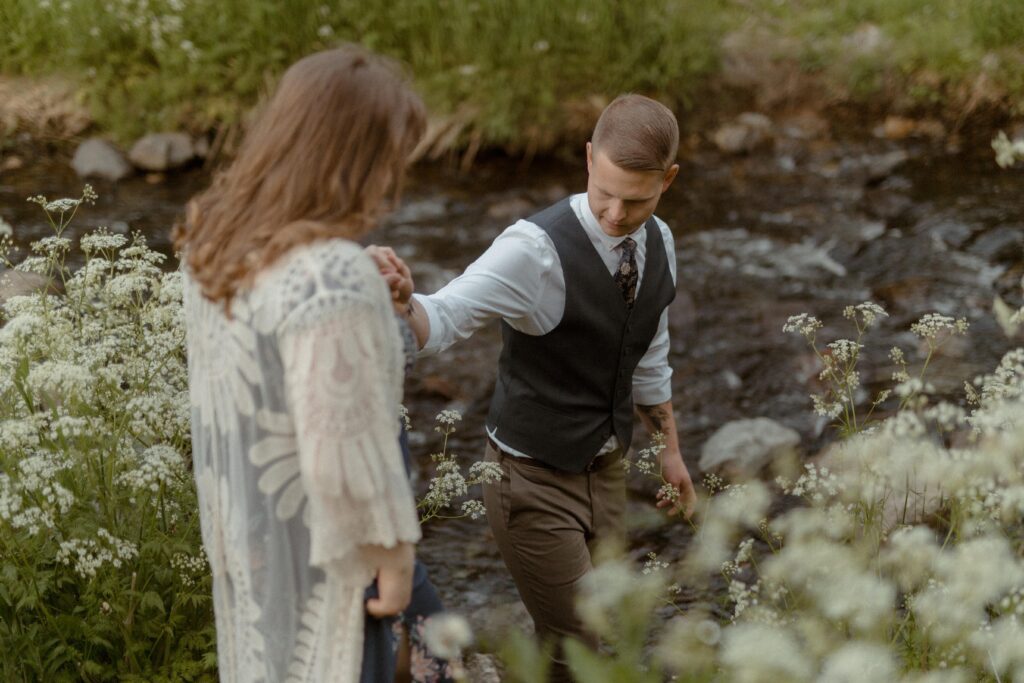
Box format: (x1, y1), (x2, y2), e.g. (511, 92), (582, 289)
(365, 245), (414, 308)
(363, 542), (415, 617)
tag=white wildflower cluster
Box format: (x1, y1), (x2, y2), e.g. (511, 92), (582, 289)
(578, 173), (1024, 683)
(435, 409), (462, 429)
(170, 551), (209, 588)
(782, 313), (822, 337)
(421, 458), (469, 511)
(843, 301), (888, 329)
(467, 460), (503, 485)
(642, 551), (669, 575)
(910, 312), (969, 340)
(55, 529), (139, 579)
(625, 432), (665, 475)
(418, 411), (499, 523)
(80, 228), (129, 254)
(0, 187), (203, 665)
(993, 130), (1024, 168)
(826, 338), (862, 363)
(116, 445), (187, 494)
(421, 613), (473, 661)
(460, 500), (486, 520)
(779, 462), (839, 502)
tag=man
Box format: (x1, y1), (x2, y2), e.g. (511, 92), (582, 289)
(378, 94), (696, 681)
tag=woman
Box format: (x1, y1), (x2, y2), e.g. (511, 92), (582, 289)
(176, 46), (426, 682)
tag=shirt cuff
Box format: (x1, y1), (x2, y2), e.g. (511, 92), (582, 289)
(413, 293), (444, 357)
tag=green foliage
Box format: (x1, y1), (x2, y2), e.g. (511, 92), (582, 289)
(0, 0), (725, 147)
(0, 188), (214, 680)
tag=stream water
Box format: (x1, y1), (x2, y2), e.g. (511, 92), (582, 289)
(1, 133), (1021, 640)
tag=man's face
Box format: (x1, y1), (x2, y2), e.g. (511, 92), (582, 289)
(586, 142), (679, 237)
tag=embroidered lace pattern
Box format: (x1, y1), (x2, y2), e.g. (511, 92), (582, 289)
(184, 239), (421, 682)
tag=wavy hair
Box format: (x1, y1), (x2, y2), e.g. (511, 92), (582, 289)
(174, 45), (426, 308)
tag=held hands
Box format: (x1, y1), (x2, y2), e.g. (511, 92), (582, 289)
(657, 450), (697, 520)
(365, 245), (414, 311)
(363, 542), (415, 618)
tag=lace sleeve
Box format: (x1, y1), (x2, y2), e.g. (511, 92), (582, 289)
(280, 292), (421, 570)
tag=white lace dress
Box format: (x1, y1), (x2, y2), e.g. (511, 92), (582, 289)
(183, 239), (421, 683)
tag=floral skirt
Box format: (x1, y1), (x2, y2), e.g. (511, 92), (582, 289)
(362, 561), (456, 683)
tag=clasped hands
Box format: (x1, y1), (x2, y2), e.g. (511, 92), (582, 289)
(366, 245), (414, 312)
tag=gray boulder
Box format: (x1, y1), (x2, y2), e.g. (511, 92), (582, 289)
(712, 112), (774, 154)
(699, 418), (801, 476)
(128, 132), (195, 171)
(71, 138), (132, 181)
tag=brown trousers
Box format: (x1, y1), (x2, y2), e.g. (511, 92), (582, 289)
(481, 442), (626, 683)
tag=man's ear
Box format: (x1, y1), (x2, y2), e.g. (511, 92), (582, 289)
(661, 163), (679, 192)
(586, 142), (593, 173)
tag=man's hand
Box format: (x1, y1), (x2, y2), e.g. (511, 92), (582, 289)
(657, 449), (696, 519)
(365, 245), (414, 308)
(363, 542), (415, 617)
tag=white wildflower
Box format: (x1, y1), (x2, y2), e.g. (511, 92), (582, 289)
(43, 198), (80, 214)
(819, 641), (898, 682)
(720, 622), (813, 682)
(81, 229), (129, 253)
(843, 301), (889, 328)
(422, 613), (473, 660)
(642, 551), (669, 575)
(0, 218), (12, 237)
(993, 131), (1024, 168)
(460, 500), (486, 520)
(911, 313), (969, 339)
(467, 460), (502, 484)
(435, 409), (462, 428)
(828, 339), (862, 363)
(782, 313), (822, 337)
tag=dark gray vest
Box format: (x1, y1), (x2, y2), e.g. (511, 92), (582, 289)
(485, 198), (676, 472)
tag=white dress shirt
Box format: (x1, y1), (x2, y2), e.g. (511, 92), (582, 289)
(414, 193), (677, 457)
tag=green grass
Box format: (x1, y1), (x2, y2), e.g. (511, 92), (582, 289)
(0, 0), (1022, 152)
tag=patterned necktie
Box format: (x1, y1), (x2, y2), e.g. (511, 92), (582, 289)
(614, 237), (638, 307)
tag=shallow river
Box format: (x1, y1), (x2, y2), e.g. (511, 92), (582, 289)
(1, 134), (1021, 636)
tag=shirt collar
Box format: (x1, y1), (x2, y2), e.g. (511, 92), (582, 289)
(573, 193), (648, 252)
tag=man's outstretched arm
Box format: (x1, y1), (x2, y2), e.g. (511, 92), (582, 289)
(635, 400), (696, 519)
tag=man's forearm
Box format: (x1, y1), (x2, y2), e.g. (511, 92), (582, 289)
(398, 296), (430, 351)
(635, 400), (682, 460)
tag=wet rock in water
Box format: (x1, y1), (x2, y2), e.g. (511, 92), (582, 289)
(968, 226), (1024, 263)
(692, 229), (847, 279)
(777, 109), (829, 141)
(390, 198), (449, 224)
(128, 132), (195, 172)
(411, 261), (458, 294)
(839, 150), (909, 185)
(464, 653), (502, 683)
(487, 197), (534, 221)
(71, 138), (132, 181)
(698, 418), (801, 477)
(915, 215), (978, 250)
(712, 112), (774, 154)
(472, 599), (533, 644)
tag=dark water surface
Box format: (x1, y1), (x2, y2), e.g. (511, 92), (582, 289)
(1, 137), (1021, 632)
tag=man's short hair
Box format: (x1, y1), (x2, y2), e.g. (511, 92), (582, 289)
(591, 94), (679, 172)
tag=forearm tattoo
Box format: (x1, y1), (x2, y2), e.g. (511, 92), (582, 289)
(636, 404), (671, 434)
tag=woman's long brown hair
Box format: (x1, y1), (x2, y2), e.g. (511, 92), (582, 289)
(174, 45), (426, 309)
